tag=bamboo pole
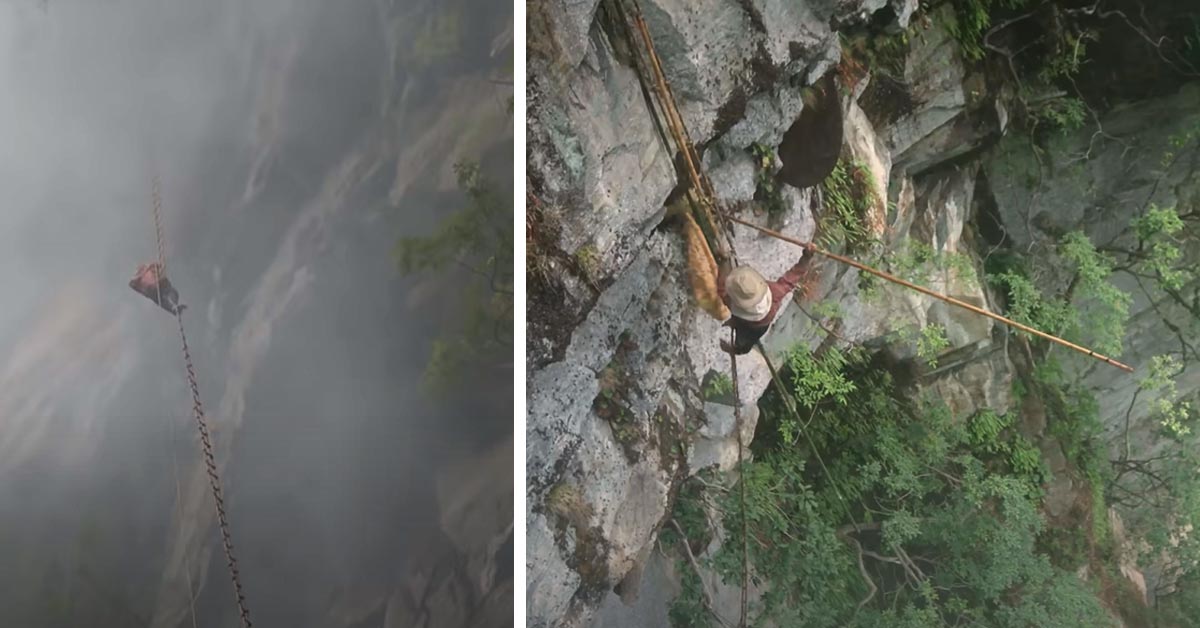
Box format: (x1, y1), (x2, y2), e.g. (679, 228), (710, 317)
(726, 215), (1135, 373)
(626, 0), (731, 259)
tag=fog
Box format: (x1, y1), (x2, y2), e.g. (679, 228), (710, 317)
(0, 1), (513, 626)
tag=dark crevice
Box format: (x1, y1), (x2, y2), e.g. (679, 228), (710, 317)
(972, 169), (1008, 250)
(736, 0), (768, 35)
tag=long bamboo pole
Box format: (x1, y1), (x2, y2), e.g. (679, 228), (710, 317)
(626, 0), (732, 259)
(726, 215), (1134, 373)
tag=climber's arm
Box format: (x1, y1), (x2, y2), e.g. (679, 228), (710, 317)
(773, 254), (813, 294)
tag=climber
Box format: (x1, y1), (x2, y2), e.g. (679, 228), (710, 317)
(129, 262), (187, 315)
(716, 253), (814, 355)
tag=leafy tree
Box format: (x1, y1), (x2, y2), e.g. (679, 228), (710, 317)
(669, 351), (1113, 627)
(984, 125), (1200, 622)
(394, 161), (512, 395)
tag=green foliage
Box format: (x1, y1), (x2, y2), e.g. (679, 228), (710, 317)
(669, 565), (711, 628)
(917, 324), (950, 367)
(1184, 14), (1200, 68)
(808, 299), (845, 322)
(990, 223), (1200, 626)
(702, 371), (734, 402)
(861, 241), (979, 310)
(900, 242), (978, 287)
(1132, 205), (1188, 291)
(719, 355), (1111, 626)
(942, 0), (1103, 138)
(1158, 568), (1200, 626)
(749, 142), (787, 216)
(1031, 96), (1087, 134)
(1140, 355), (1195, 437)
(989, 230), (1130, 357)
(775, 345), (864, 444)
(786, 344), (860, 408)
(818, 158), (878, 250)
(992, 269), (1076, 338)
(574, 244), (600, 282)
(1036, 30), (1095, 84)
(664, 476), (719, 628)
(943, 0), (1032, 61)
(394, 161), (513, 395)
(839, 28), (911, 82)
(1058, 231), (1131, 356)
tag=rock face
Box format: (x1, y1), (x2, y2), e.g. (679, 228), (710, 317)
(527, 3), (1009, 626)
(0, 2), (512, 627)
(530, 0), (1199, 623)
(984, 83), (1200, 451)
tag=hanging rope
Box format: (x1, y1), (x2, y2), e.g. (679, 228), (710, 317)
(169, 413), (202, 628)
(152, 177), (168, 274)
(614, 2), (753, 618)
(726, 215), (1135, 373)
(616, 0), (738, 263)
(729, 331), (748, 628)
(150, 176), (254, 628)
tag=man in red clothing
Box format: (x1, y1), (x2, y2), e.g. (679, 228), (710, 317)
(716, 255), (814, 355)
(129, 262), (187, 315)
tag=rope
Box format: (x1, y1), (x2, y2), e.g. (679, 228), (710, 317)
(170, 414), (201, 628)
(729, 331), (748, 628)
(726, 214), (1135, 373)
(150, 178), (254, 628)
(176, 309), (253, 628)
(756, 342), (861, 533)
(618, 3), (753, 618)
(152, 175), (167, 274)
(619, 0), (739, 264)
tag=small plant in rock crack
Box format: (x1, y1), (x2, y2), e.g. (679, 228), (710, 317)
(818, 158), (878, 251)
(701, 371), (734, 402)
(888, 241), (980, 290)
(573, 243), (601, 283)
(749, 142), (787, 216)
(916, 324), (950, 368)
(944, 0), (1034, 62)
(1030, 96), (1087, 135)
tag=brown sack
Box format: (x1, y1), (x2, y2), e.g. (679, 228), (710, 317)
(681, 211), (731, 321)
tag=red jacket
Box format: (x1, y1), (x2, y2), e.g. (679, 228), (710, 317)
(718, 256), (812, 354)
(129, 262), (185, 315)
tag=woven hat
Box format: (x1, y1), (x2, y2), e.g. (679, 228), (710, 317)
(725, 266), (771, 322)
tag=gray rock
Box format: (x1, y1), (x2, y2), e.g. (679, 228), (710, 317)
(705, 150), (760, 204)
(531, 33), (676, 271)
(886, 6), (973, 174)
(527, 3), (1015, 626)
(711, 84), (808, 153)
(983, 82), (1200, 449)
(591, 552), (681, 628)
(891, 0), (919, 28)
(690, 403), (759, 472)
(536, 0), (605, 70)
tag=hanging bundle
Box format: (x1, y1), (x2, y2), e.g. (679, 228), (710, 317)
(680, 207), (730, 321)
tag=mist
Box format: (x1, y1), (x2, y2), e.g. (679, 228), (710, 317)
(0, 1), (513, 626)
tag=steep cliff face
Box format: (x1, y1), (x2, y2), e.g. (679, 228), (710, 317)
(528, 1), (1196, 625)
(528, 2), (1003, 625)
(984, 85), (1200, 450)
(155, 2), (515, 626)
(0, 1), (511, 627)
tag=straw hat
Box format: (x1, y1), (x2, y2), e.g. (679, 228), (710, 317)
(725, 266), (771, 322)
